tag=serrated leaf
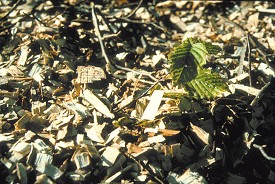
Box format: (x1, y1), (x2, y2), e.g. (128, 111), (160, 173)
(169, 39), (196, 84)
(168, 38), (227, 99)
(186, 70), (228, 99)
(202, 42), (222, 55)
(169, 38), (210, 85)
(190, 42), (208, 67)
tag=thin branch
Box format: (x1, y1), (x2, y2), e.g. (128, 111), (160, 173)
(250, 80), (271, 107)
(113, 17), (165, 32)
(91, 2), (116, 74)
(0, 0), (23, 22)
(253, 144), (275, 161)
(91, 3), (159, 82)
(23, 12), (47, 27)
(247, 33), (252, 86)
(126, 0), (144, 18)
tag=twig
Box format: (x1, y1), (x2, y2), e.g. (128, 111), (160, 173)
(91, 3), (159, 82)
(248, 34), (274, 71)
(250, 79), (271, 107)
(126, 0), (144, 18)
(253, 144), (275, 161)
(113, 17), (165, 32)
(0, 0), (22, 22)
(247, 33), (252, 86)
(91, 2), (116, 74)
(102, 31), (121, 40)
(23, 12), (47, 27)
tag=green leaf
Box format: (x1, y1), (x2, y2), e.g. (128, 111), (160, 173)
(169, 38), (209, 85)
(202, 42), (222, 55)
(169, 38), (228, 99)
(169, 39), (195, 85)
(178, 97), (192, 112)
(190, 42), (208, 67)
(186, 69), (228, 99)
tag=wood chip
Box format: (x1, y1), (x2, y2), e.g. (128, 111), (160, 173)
(76, 66), (106, 84)
(101, 146), (121, 167)
(83, 89), (114, 119)
(74, 152), (91, 169)
(141, 90), (164, 120)
(36, 164), (63, 180)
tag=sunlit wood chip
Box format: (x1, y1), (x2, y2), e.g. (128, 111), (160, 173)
(14, 112), (32, 130)
(10, 141), (30, 153)
(0, 133), (14, 142)
(105, 165), (132, 183)
(26, 144), (36, 165)
(127, 143), (143, 154)
(35, 174), (54, 184)
(24, 130), (36, 141)
(76, 134), (85, 145)
(9, 152), (28, 163)
(1, 158), (14, 171)
(31, 101), (46, 115)
(56, 126), (68, 140)
(66, 171), (89, 182)
(190, 123), (211, 146)
(230, 84), (260, 96)
(86, 123), (105, 143)
(258, 62), (275, 77)
(101, 146), (121, 167)
(158, 129), (181, 136)
(34, 153), (53, 167)
(174, 169), (207, 184)
(55, 140), (75, 149)
(76, 66), (106, 84)
(83, 89), (114, 119)
(141, 90), (164, 120)
(43, 104), (62, 116)
(28, 63), (43, 82)
(33, 139), (51, 152)
(131, 147), (154, 157)
(147, 135), (165, 144)
(36, 163), (63, 180)
(74, 152), (91, 169)
(17, 45), (29, 66)
(16, 163), (28, 184)
(63, 100), (92, 119)
(105, 127), (120, 145)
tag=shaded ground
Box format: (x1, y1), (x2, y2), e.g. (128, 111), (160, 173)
(0, 0), (275, 183)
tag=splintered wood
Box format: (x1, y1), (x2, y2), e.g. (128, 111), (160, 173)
(76, 66), (106, 84)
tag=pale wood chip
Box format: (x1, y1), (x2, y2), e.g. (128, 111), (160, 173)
(83, 89), (114, 119)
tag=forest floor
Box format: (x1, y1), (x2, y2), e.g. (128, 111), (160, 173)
(0, 0), (275, 183)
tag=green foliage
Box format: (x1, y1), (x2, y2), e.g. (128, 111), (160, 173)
(186, 69), (229, 99)
(169, 38), (228, 99)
